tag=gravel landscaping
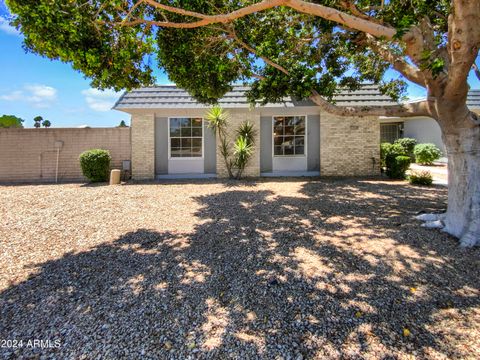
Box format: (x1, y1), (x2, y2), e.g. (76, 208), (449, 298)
(0, 178), (479, 359)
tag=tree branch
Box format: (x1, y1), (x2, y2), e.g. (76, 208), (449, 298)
(122, 0), (146, 24)
(225, 27), (290, 75)
(142, 0), (210, 20)
(118, 0), (398, 40)
(402, 20), (430, 67)
(286, 0), (396, 38)
(365, 35), (426, 86)
(120, 0), (285, 28)
(444, 0), (480, 100)
(338, 1), (385, 25)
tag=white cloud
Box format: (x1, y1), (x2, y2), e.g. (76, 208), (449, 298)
(0, 90), (23, 101)
(0, 84), (57, 108)
(25, 84), (57, 104)
(0, 17), (20, 36)
(81, 88), (121, 112)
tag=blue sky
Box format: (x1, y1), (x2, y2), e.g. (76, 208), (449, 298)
(0, 2), (479, 128)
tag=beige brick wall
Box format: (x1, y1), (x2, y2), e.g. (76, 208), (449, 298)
(0, 128), (131, 182)
(131, 114), (155, 180)
(216, 112), (261, 178)
(320, 114), (380, 176)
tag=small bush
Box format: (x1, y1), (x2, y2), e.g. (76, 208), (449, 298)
(79, 149), (111, 182)
(414, 143), (442, 165)
(409, 170), (433, 186)
(380, 142), (406, 167)
(380, 143), (390, 167)
(386, 155), (411, 179)
(394, 138), (417, 160)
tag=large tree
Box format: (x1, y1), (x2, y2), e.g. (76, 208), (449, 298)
(6, 0), (480, 246)
(0, 114), (24, 128)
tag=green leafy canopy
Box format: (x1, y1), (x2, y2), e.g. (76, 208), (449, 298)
(0, 114), (24, 128)
(6, 0), (451, 102)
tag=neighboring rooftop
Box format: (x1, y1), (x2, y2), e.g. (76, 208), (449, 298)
(467, 89), (480, 108)
(113, 84), (398, 110)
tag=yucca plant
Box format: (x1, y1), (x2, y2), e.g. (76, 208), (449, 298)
(236, 121), (255, 145)
(205, 106), (256, 179)
(205, 105), (229, 135)
(206, 106), (233, 178)
(233, 135), (254, 179)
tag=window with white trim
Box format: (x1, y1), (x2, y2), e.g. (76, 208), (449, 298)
(273, 116), (306, 156)
(169, 117), (203, 158)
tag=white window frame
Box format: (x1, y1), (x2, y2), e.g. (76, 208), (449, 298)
(168, 117), (205, 160)
(272, 115), (308, 158)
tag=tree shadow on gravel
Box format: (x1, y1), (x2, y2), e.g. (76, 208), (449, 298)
(1, 180), (479, 359)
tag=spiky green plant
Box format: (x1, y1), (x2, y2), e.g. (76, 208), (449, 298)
(205, 106), (233, 178)
(236, 121), (256, 145)
(233, 135), (254, 179)
(205, 105), (229, 135)
(205, 107), (256, 179)
(233, 121), (256, 179)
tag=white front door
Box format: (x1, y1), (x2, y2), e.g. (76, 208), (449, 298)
(168, 117), (204, 174)
(272, 115), (308, 172)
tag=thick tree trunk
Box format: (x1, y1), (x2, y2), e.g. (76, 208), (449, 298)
(441, 111), (480, 247)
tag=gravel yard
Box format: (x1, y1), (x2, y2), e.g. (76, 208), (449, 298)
(0, 178), (479, 359)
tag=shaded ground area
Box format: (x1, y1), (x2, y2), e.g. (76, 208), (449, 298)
(0, 179), (478, 359)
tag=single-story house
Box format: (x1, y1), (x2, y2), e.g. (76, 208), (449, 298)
(379, 90), (480, 153)
(114, 84), (396, 179)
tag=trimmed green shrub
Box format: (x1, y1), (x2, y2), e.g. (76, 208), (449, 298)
(380, 143), (389, 167)
(380, 142), (406, 167)
(394, 138), (417, 160)
(409, 170), (433, 186)
(79, 149), (111, 182)
(414, 143), (442, 165)
(386, 155), (411, 179)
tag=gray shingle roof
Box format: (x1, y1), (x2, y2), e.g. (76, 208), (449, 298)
(113, 84), (398, 110)
(467, 89), (480, 108)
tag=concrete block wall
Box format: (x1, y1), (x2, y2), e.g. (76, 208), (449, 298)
(131, 114), (155, 180)
(0, 128), (131, 182)
(216, 111), (261, 178)
(320, 114), (380, 176)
